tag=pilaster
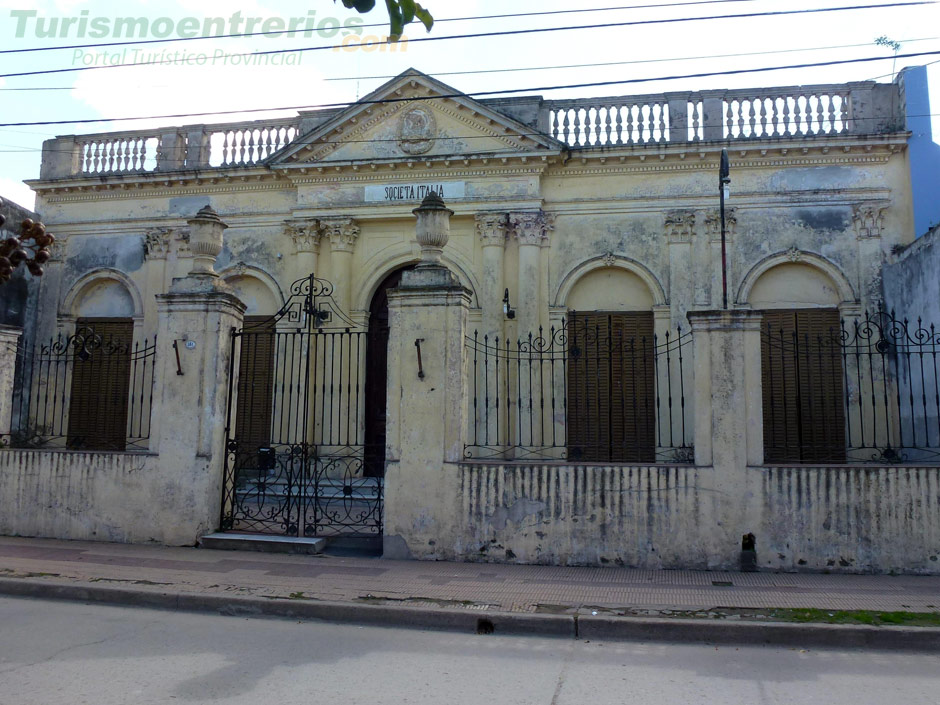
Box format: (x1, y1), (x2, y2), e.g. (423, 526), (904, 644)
(321, 216), (360, 311)
(475, 212), (509, 341)
(665, 209), (695, 327)
(285, 217), (322, 281)
(0, 325), (22, 438)
(508, 210), (553, 336)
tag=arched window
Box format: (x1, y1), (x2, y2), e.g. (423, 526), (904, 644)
(748, 260), (847, 463)
(565, 267), (656, 462)
(66, 276), (138, 450)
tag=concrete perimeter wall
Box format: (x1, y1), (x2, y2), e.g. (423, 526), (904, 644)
(0, 449), (172, 543)
(450, 463), (940, 574)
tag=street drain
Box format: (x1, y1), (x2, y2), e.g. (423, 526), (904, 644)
(476, 618), (495, 634)
(712, 580), (734, 587)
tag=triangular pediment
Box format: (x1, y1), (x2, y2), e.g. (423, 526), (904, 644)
(269, 69), (563, 167)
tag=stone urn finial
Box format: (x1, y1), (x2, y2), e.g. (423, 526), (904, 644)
(412, 191), (454, 267)
(186, 205), (227, 276)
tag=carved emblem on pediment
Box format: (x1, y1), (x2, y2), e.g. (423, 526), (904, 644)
(398, 104), (436, 155)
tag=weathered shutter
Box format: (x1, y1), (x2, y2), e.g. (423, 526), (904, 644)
(794, 309), (845, 462)
(761, 309), (845, 463)
(567, 311), (655, 462)
(67, 318), (133, 450)
(233, 317), (276, 451)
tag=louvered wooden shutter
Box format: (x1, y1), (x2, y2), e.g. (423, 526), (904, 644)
(567, 311), (655, 462)
(67, 318), (133, 451)
(761, 309), (845, 463)
(233, 317), (276, 451)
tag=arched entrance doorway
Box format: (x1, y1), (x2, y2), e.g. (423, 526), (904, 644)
(363, 265), (416, 476)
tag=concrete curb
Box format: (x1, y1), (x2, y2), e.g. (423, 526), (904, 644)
(1, 577), (938, 650)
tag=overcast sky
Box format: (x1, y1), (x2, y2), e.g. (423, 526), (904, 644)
(1, 0), (938, 210)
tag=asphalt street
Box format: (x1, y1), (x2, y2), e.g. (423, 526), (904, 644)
(0, 595), (938, 705)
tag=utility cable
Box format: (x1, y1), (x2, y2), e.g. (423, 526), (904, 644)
(1, 2), (932, 81)
(2, 48), (939, 128)
(0, 0), (761, 55)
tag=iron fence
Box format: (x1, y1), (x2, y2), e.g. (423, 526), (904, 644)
(7, 327), (156, 451)
(465, 317), (693, 463)
(762, 310), (940, 464)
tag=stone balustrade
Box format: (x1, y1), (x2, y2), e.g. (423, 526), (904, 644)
(39, 80), (902, 179)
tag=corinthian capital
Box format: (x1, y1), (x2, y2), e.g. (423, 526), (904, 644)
(703, 207), (736, 243)
(475, 212), (509, 247)
(852, 202), (889, 239)
(508, 210), (554, 246)
(285, 218), (321, 254)
(320, 216), (360, 253)
(663, 210), (695, 243)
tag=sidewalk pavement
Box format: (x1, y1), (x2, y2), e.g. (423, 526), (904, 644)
(1, 535), (938, 649)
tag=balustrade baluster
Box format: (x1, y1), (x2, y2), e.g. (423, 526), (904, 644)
(748, 99), (758, 137)
(572, 109), (582, 147)
(691, 102), (701, 141)
(614, 105), (624, 145)
(561, 110), (571, 145)
(247, 129), (258, 163)
(658, 103), (667, 142)
(92, 141), (102, 173)
(724, 100), (734, 138)
(236, 130), (247, 164)
(552, 110), (561, 142)
(106, 141), (117, 172)
(139, 139), (148, 171)
(604, 106), (613, 146)
(222, 131), (231, 166)
(757, 98), (768, 137)
(625, 105), (635, 144)
(816, 94), (826, 135)
(794, 95), (804, 135)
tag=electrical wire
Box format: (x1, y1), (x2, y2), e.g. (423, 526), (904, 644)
(4, 36), (937, 93)
(0, 0), (761, 55)
(2, 49), (939, 128)
(1, 2), (933, 81)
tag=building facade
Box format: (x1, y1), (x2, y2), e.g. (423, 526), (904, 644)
(1, 67), (938, 573)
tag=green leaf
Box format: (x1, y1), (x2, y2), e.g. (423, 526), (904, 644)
(338, 0), (376, 11)
(385, 0), (404, 39)
(400, 0), (416, 25)
(413, 3), (433, 31)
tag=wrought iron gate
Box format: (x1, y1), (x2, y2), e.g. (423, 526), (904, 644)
(220, 274), (382, 538)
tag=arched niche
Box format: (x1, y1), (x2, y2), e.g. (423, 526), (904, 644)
(566, 268), (655, 311)
(354, 246), (480, 311)
(224, 274), (281, 316)
(738, 252), (855, 308)
(746, 262), (842, 308)
(555, 256), (665, 309)
(61, 268), (143, 319)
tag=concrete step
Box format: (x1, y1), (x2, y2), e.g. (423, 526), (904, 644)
(200, 532), (327, 555)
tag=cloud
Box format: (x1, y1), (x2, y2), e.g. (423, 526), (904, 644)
(0, 177), (37, 211)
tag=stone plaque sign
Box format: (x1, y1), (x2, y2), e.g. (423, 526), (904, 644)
(364, 181), (466, 203)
